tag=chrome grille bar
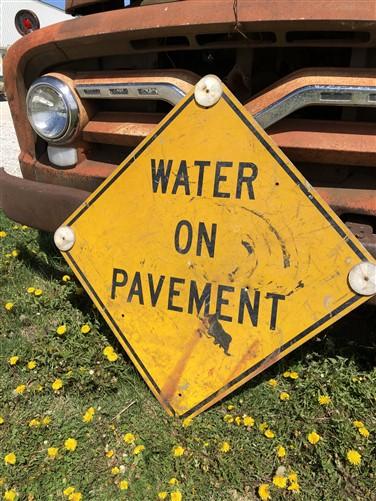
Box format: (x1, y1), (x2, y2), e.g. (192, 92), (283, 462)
(76, 81), (376, 128)
(76, 82), (186, 105)
(254, 85), (376, 129)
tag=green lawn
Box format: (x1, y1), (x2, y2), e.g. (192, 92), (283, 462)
(0, 210), (375, 501)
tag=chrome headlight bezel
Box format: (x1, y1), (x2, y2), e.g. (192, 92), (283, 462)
(26, 76), (79, 144)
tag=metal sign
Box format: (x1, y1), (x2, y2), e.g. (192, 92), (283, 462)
(57, 77), (375, 418)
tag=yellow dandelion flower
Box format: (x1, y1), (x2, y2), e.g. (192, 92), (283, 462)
(3, 490), (17, 501)
(21, 225), (29, 230)
(353, 420), (364, 429)
(111, 466), (120, 475)
(259, 422), (268, 432)
(264, 429), (275, 439)
(103, 346), (118, 362)
(289, 371), (299, 379)
(4, 303), (14, 312)
(283, 371), (291, 378)
(82, 407), (95, 423)
(42, 416), (51, 426)
(15, 384), (26, 394)
(64, 438), (77, 452)
(103, 346), (114, 356)
(34, 289), (43, 296)
(107, 351), (118, 362)
(273, 475), (287, 489)
(182, 417), (192, 428)
(11, 250), (19, 258)
(279, 392), (290, 401)
(56, 325), (67, 335)
(227, 404), (235, 410)
(36, 384), (43, 392)
(80, 324), (91, 334)
(170, 491), (182, 501)
(288, 481), (300, 492)
(52, 379), (63, 391)
(63, 486), (75, 496)
(347, 449), (361, 466)
(133, 445), (145, 455)
(307, 431), (321, 445)
(0, 416), (4, 425)
(268, 378), (278, 387)
(288, 471), (298, 483)
(277, 445), (286, 458)
(0, 231), (7, 238)
(62, 275), (71, 282)
(318, 395), (331, 405)
(106, 450), (114, 458)
(158, 492), (168, 500)
(258, 483), (271, 501)
(27, 287), (35, 294)
(223, 414), (234, 423)
(168, 478), (178, 485)
(27, 360), (37, 370)
(28, 418), (40, 427)
(8, 356), (19, 366)
(68, 493), (82, 501)
(48, 447), (58, 458)
(243, 416), (255, 427)
(4, 452), (16, 465)
(234, 416), (242, 426)
(119, 480), (129, 490)
(358, 426), (369, 438)
(219, 441), (231, 453)
(172, 445), (185, 457)
(123, 432), (135, 444)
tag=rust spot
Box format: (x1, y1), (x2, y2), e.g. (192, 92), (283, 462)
(228, 339), (261, 381)
(160, 332), (201, 403)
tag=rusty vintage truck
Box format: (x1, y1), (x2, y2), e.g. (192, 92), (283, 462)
(1, 0), (375, 260)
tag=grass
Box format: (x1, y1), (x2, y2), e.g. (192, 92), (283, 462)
(0, 209), (375, 501)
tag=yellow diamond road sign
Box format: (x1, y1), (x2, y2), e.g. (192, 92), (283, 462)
(59, 79), (375, 418)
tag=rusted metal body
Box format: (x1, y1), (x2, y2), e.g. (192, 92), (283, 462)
(0, 169), (90, 232)
(1, 0), (375, 258)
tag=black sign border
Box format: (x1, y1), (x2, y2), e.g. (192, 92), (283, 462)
(65, 91), (367, 418)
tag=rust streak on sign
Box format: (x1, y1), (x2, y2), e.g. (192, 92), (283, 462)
(160, 332), (201, 403)
(58, 78), (376, 418)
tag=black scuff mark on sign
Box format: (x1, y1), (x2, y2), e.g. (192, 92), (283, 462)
(286, 280), (305, 297)
(228, 266), (239, 283)
(241, 240), (253, 254)
(199, 314), (232, 356)
(241, 206), (291, 268)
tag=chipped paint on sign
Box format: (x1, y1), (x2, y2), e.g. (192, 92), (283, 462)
(59, 81), (376, 418)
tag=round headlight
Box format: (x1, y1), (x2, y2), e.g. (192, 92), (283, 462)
(26, 76), (79, 143)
